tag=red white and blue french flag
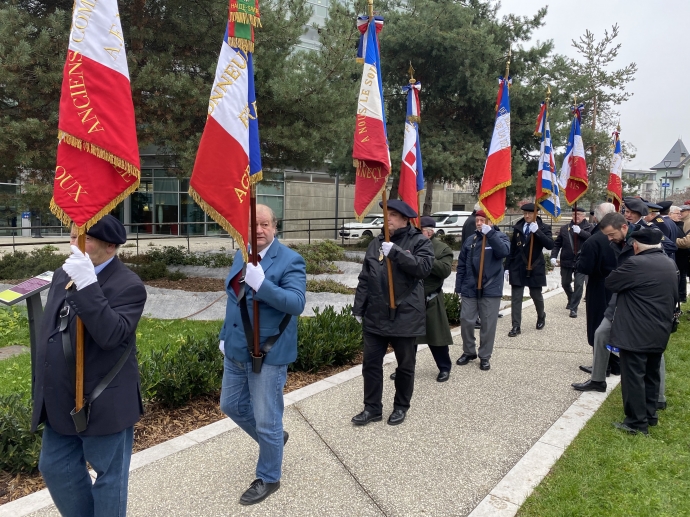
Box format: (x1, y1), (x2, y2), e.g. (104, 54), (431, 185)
(398, 82), (423, 225)
(478, 77), (512, 224)
(607, 129), (623, 211)
(51, 0), (140, 231)
(558, 104), (588, 205)
(189, 21), (262, 261)
(352, 16), (391, 220)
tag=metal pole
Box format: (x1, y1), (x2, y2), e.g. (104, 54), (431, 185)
(334, 172), (340, 240)
(308, 219), (311, 244)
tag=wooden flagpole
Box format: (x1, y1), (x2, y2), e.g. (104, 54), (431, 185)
(528, 83), (549, 277)
(74, 233), (86, 411)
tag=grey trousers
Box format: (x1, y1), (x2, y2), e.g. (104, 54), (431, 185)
(511, 286), (544, 328)
(460, 296), (501, 359)
(592, 317), (666, 403)
(561, 267), (586, 311)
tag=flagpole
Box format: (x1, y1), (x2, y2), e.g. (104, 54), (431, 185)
(408, 62), (420, 228)
(250, 184), (261, 371)
(528, 83), (549, 277)
(74, 233), (86, 412)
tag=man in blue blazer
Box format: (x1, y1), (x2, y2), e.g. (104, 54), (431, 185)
(219, 204), (306, 505)
(32, 215), (147, 517)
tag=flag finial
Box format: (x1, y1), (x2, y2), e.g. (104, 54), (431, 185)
(546, 85), (551, 104)
(504, 45), (511, 78)
(368, 0), (374, 17)
(408, 62), (416, 84)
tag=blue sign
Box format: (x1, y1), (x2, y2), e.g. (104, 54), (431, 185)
(21, 212), (31, 219)
(661, 182), (671, 187)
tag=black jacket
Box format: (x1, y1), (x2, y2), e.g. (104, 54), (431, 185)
(606, 248), (679, 353)
(354, 224), (434, 337)
(32, 257), (147, 435)
(576, 225), (617, 346)
(551, 219), (592, 268)
(462, 211), (477, 244)
(505, 216), (555, 288)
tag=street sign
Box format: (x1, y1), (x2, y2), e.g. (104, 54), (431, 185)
(661, 182), (671, 187)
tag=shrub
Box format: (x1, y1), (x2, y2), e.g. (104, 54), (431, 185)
(0, 246), (68, 280)
(545, 253), (554, 272)
(289, 241), (345, 274)
(306, 279), (355, 294)
(291, 305), (362, 372)
(0, 306), (29, 345)
(0, 394), (43, 474)
(127, 261), (188, 281)
(439, 233), (461, 250)
(444, 292), (461, 325)
(120, 246), (234, 268)
(139, 331), (224, 408)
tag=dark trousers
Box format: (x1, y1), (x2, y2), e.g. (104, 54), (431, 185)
(561, 267), (586, 311)
(363, 332), (417, 414)
(428, 345), (452, 372)
(511, 286), (544, 328)
(676, 255), (688, 302)
(619, 349), (662, 433)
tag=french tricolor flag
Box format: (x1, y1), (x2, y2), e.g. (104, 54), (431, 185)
(352, 16), (391, 221)
(607, 129), (623, 211)
(558, 104), (589, 205)
(478, 77), (512, 224)
(398, 82), (423, 224)
(189, 23), (262, 260)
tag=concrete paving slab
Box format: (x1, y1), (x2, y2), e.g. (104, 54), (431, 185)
(0, 345), (29, 360)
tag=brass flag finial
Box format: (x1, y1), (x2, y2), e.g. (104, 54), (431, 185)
(408, 62), (416, 84)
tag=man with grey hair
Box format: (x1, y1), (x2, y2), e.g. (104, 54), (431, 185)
(605, 227), (678, 435)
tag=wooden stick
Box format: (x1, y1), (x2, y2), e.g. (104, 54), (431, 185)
(477, 234), (487, 295)
(381, 189), (397, 309)
(75, 233), (85, 411)
(573, 202), (579, 255)
(250, 184), (260, 359)
(526, 207), (537, 277)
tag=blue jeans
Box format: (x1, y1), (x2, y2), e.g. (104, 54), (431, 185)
(39, 422), (134, 517)
(220, 357), (288, 483)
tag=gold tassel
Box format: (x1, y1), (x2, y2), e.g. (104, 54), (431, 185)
(226, 37), (255, 53)
(228, 12), (262, 28)
(249, 170), (263, 184)
(407, 115), (421, 123)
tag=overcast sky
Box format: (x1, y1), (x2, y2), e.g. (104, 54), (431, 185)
(497, 0), (690, 170)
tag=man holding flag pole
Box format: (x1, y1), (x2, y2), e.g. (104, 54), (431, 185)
(189, 0), (307, 505)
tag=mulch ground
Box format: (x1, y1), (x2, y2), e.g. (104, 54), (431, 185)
(0, 353), (363, 506)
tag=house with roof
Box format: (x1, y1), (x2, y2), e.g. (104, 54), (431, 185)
(650, 139), (690, 198)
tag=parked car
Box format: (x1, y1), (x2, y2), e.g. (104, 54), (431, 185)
(339, 213), (384, 240)
(430, 211), (472, 235)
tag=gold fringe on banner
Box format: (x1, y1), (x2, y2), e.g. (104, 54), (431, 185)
(354, 161), (390, 222)
(49, 176), (141, 235)
(229, 12), (262, 28)
(188, 186), (248, 262)
(565, 177), (589, 206)
(478, 178), (512, 225)
(356, 57), (364, 64)
(58, 130), (141, 179)
(226, 37), (255, 54)
(249, 170), (263, 184)
(407, 115), (421, 123)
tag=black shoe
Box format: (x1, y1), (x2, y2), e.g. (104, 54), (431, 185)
(569, 310), (577, 318)
(283, 431), (289, 445)
(474, 318), (482, 329)
(613, 422), (648, 436)
(609, 362), (621, 376)
(649, 418), (658, 427)
(571, 379), (607, 392)
(479, 358), (491, 371)
(387, 409), (406, 426)
(579, 365), (593, 374)
(536, 313), (546, 330)
(239, 479), (280, 505)
(437, 370), (450, 382)
(456, 353), (477, 365)
(508, 326), (521, 337)
(390, 371), (397, 380)
(657, 401), (667, 410)
(351, 410), (382, 426)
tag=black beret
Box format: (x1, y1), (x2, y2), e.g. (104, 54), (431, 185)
(645, 201), (662, 211)
(520, 203), (538, 212)
(657, 200), (673, 211)
(630, 227), (663, 245)
(419, 215), (436, 228)
(623, 198), (649, 216)
(572, 206), (586, 212)
(86, 215), (127, 245)
(379, 199), (417, 218)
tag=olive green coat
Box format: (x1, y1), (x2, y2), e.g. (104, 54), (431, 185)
(416, 236), (454, 347)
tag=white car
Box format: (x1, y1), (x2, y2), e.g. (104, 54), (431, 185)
(339, 213), (384, 240)
(430, 211), (473, 235)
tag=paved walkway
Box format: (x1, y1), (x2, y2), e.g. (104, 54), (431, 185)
(5, 290), (621, 517)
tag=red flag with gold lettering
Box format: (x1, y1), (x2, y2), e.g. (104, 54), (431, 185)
(50, 0), (140, 231)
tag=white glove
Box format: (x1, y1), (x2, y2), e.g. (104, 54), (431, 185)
(529, 222), (539, 233)
(481, 224), (491, 235)
(355, 315), (362, 324)
(245, 262), (265, 291)
(219, 340), (225, 355)
(550, 258), (557, 266)
(572, 225), (581, 234)
(62, 245), (97, 290)
(504, 270), (509, 282)
(381, 242), (394, 256)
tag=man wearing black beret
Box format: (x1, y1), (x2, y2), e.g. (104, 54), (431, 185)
(32, 215), (147, 515)
(623, 197), (677, 258)
(605, 227), (679, 435)
(353, 199), (434, 426)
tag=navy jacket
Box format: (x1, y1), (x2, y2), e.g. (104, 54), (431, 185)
(31, 257), (147, 436)
(220, 239), (306, 366)
(456, 227), (510, 298)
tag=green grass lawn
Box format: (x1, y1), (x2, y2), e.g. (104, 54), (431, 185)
(0, 317), (221, 398)
(518, 305), (690, 517)
(0, 306), (29, 349)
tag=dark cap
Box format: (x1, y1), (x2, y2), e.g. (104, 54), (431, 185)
(86, 215), (127, 245)
(623, 197), (649, 216)
(630, 227), (663, 245)
(520, 203), (538, 212)
(658, 200), (673, 210)
(420, 215), (436, 228)
(572, 206), (586, 212)
(645, 201), (662, 212)
(379, 199), (417, 218)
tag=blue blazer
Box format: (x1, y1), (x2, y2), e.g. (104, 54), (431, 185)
(221, 239), (306, 366)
